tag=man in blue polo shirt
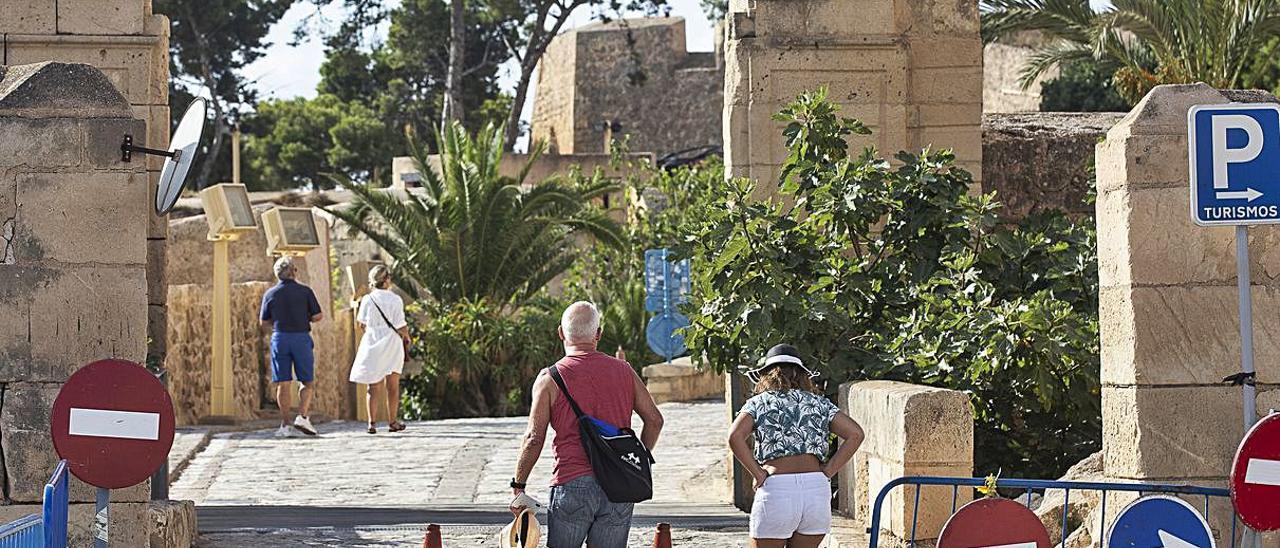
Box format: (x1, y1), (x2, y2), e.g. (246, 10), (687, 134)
(260, 256), (324, 437)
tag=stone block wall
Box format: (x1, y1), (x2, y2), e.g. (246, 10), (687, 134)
(1095, 84), (1280, 545)
(0, 61), (154, 544)
(1, 0), (172, 382)
(529, 17), (723, 158)
(983, 112), (1125, 220)
(642, 357), (725, 403)
(723, 0), (983, 190)
(837, 380), (973, 544)
(982, 31), (1058, 114)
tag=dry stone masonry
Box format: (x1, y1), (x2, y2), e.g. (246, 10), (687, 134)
(722, 0), (984, 188)
(0, 61), (153, 546)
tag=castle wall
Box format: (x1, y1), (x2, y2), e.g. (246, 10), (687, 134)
(530, 18), (724, 159)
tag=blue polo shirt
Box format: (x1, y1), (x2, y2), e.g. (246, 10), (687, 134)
(259, 279), (322, 333)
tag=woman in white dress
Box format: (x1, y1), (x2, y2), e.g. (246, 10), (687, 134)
(349, 265), (411, 434)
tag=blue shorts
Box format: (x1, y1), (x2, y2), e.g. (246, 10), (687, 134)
(271, 332), (315, 383)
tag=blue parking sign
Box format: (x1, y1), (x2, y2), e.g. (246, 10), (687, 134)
(1107, 495), (1215, 548)
(1189, 104), (1280, 225)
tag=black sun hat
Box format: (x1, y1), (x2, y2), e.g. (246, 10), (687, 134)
(741, 343), (820, 383)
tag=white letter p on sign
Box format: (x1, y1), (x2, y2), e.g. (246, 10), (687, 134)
(1212, 114), (1265, 189)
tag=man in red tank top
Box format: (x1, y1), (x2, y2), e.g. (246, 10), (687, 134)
(510, 301), (665, 548)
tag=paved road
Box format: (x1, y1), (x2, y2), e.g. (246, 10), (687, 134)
(173, 401), (746, 546)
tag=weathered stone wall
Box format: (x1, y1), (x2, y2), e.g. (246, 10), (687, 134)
(0, 61), (154, 545)
(983, 112), (1124, 220)
(1096, 84), (1280, 545)
(983, 32), (1058, 114)
(165, 206), (355, 424)
(530, 17), (723, 158)
(724, 0), (984, 189)
(1, 0), (172, 377)
(836, 381), (973, 544)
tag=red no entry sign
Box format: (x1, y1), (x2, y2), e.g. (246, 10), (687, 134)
(50, 359), (175, 489)
(1231, 412), (1280, 531)
(939, 497), (1052, 548)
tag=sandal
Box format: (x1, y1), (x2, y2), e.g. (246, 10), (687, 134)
(389, 421), (406, 432)
(367, 424), (377, 434)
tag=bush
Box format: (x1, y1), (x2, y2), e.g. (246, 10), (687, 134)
(400, 298), (564, 419)
(677, 88), (1100, 477)
(562, 152), (727, 366)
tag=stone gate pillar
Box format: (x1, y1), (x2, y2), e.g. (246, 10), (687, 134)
(1097, 84), (1280, 544)
(1, 0), (172, 374)
(722, 0), (983, 187)
(0, 62), (153, 546)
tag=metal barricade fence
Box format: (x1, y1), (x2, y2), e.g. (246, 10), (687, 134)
(0, 460), (70, 548)
(868, 476), (1242, 548)
(43, 460), (69, 548)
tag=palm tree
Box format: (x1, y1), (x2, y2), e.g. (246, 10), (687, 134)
(981, 0), (1280, 103)
(325, 121), (625, 307)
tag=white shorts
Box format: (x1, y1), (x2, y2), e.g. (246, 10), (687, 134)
(749, 472), (832, 539)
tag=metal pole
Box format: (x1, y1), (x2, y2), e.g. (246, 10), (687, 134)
(1236, 225), (1260, 548)
(94, 488), (109, 548)
(1237, 225), (1258, 430)
(151, 369), (169, 501)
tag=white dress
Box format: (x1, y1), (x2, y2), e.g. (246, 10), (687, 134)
(349, 289), (408, 384)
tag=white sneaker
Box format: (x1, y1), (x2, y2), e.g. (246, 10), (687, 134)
(292, 415), (318, 436)
(274, 425), (296, 438)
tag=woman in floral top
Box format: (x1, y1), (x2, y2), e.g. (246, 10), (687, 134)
(728, 344), (865, 547)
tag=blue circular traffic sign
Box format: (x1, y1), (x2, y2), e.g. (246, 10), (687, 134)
(1107, 495), (1214, 548)
(646, 312), (688, 359)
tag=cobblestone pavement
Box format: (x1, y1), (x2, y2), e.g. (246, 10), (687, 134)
(198, 526), (749, 547)
(174, 401), (744, 546)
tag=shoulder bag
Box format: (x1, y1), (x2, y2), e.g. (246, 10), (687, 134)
(547, 365), (655, 503)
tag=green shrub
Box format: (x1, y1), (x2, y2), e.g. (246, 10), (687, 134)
(677, 88), (1100, 477)
(400, 298), (564, 419)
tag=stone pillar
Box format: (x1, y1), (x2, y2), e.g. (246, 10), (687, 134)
(837, 380), (973, 545)
(722, 0), (983, 188)
(1096, 84), (1280, 544)
(0, 62), (152, 546)
(1, 0), (172, 372)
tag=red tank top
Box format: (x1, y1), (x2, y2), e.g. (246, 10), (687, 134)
(549, 352), (636, 486)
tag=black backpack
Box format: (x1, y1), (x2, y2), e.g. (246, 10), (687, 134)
(548, 365), (656, 503)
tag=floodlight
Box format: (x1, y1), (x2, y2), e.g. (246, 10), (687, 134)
(261, 207), (320, 256)
(198, 183), (257, 240)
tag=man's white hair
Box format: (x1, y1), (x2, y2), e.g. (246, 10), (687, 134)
(274, 256), (296, 280)
(560, 301), (601, 343)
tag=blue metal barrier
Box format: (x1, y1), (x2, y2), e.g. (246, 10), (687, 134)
(867, 476), (1241, 548)
(42, 460), (68, 548)
(0, 515), (42, 548)
(0, 460), (70, 548)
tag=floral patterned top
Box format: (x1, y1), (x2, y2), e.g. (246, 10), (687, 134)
(740, 389), (840, 463)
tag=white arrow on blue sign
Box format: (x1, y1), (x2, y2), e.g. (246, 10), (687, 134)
(1189, 103), (1280, 226)
(1107, 495), (1215, 548)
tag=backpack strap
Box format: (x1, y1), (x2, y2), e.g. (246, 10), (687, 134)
(547, 365), (587, 419)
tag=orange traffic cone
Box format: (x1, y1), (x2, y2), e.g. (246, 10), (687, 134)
(653, 523), (672, 548)
(423, 523), (442, 548)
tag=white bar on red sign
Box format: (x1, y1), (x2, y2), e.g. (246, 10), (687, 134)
(982, 543), (1038, 548)
(68, 408), (160, 441)
(1245, 458), (1280, 487)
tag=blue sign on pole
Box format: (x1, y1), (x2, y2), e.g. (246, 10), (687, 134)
(1189, 103), (1280, 226)
(643, 249), (690, 361)
(1106, 495), (1215, 548)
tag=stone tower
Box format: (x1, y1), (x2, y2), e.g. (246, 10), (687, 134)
(529, 17), (724, 159)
